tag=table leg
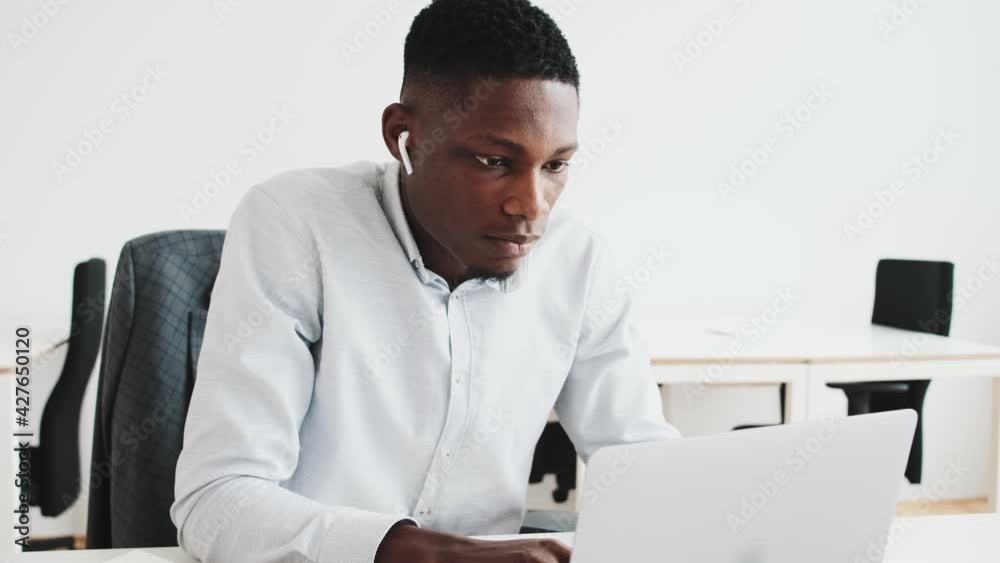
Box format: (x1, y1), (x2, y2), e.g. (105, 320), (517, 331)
(783, 367), (809, 423)
(989, 378), (1000, 512)
(804, 364), (830, 422)
(658, 383), (675, 425)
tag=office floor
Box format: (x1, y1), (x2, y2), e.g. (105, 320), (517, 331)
(895, 498), (988, 516)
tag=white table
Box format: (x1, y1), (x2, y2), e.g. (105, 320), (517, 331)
(598, 323), (1000, 512)
(799, 326), (1000, 512)
(8, 514), (998, 562)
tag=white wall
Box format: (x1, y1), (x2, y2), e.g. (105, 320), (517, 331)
(2, 0), (998, 545)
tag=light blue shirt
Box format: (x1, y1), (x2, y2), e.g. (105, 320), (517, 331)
(170, 160), (678, 563)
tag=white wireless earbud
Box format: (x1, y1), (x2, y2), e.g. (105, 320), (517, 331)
(398, 130), (414, 175)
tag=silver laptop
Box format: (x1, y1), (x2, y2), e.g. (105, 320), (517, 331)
(571, 410), (916, 563)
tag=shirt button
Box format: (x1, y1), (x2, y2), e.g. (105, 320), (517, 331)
(442, 448), (452, 458)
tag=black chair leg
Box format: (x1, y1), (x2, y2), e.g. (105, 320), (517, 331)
(553, 465), (576, 504)
(552, 486), (570, 504)
(778, 383), (787, 424)
(531, 421), (577, 501)
(529, 440), (546, 484)
(905, 381), (930, 483)
(857, 381), (930, 484)
(846, 390), (874, 416)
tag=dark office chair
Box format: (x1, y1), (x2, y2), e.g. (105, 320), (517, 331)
(529, 421), (577, 503)
(87, 231), (225, 549)
(22, 258), (106, 552)
(87, 230), (574, 549)
(826, 259), (953, 484)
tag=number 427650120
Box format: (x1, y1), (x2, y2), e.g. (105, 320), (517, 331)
(14, 327), (31, 428)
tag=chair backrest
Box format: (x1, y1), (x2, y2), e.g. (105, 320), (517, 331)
(87, 231), (225, 549)
(872, 259), (954, 336)
(30, 258), (106, 517)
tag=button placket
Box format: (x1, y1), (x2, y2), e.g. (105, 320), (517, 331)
(413, 290), (472, 527)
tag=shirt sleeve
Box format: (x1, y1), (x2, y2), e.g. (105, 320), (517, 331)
(169, 186), (414, 563)
(553, 238), (681, 463)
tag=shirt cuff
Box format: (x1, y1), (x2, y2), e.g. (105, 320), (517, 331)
(318, 510), (418, 563)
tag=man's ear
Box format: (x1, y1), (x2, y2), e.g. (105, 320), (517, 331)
(381, 103), (413, 170)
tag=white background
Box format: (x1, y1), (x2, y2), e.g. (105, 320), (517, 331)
(2, 0), (998, 547)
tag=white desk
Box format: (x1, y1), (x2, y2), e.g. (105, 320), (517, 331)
(799, 326), (1000, 512)
(621, 323), (1000, 512)
(8, 514), (998, 562)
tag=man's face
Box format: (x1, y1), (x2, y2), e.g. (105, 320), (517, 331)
(401, 78), (579, 281)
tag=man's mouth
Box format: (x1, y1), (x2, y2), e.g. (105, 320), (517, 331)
(484, 234), (540, 258)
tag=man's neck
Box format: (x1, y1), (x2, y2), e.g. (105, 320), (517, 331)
(398, 172), (470, 289)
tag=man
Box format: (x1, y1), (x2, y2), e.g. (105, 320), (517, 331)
(170, 1), (679, 562)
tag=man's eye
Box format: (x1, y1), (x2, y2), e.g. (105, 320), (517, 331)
(546, 161), (570, 173)
(474, 155), (508, 169)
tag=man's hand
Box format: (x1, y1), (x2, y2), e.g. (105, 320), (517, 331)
(375, 522), (572, 563)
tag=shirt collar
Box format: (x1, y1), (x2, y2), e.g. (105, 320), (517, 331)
(378, 160), (528, 293)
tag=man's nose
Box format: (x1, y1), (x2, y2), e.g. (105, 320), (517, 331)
(503, 171), (550, 220)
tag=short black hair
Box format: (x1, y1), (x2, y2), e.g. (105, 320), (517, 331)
(402, 0), (579, 101)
